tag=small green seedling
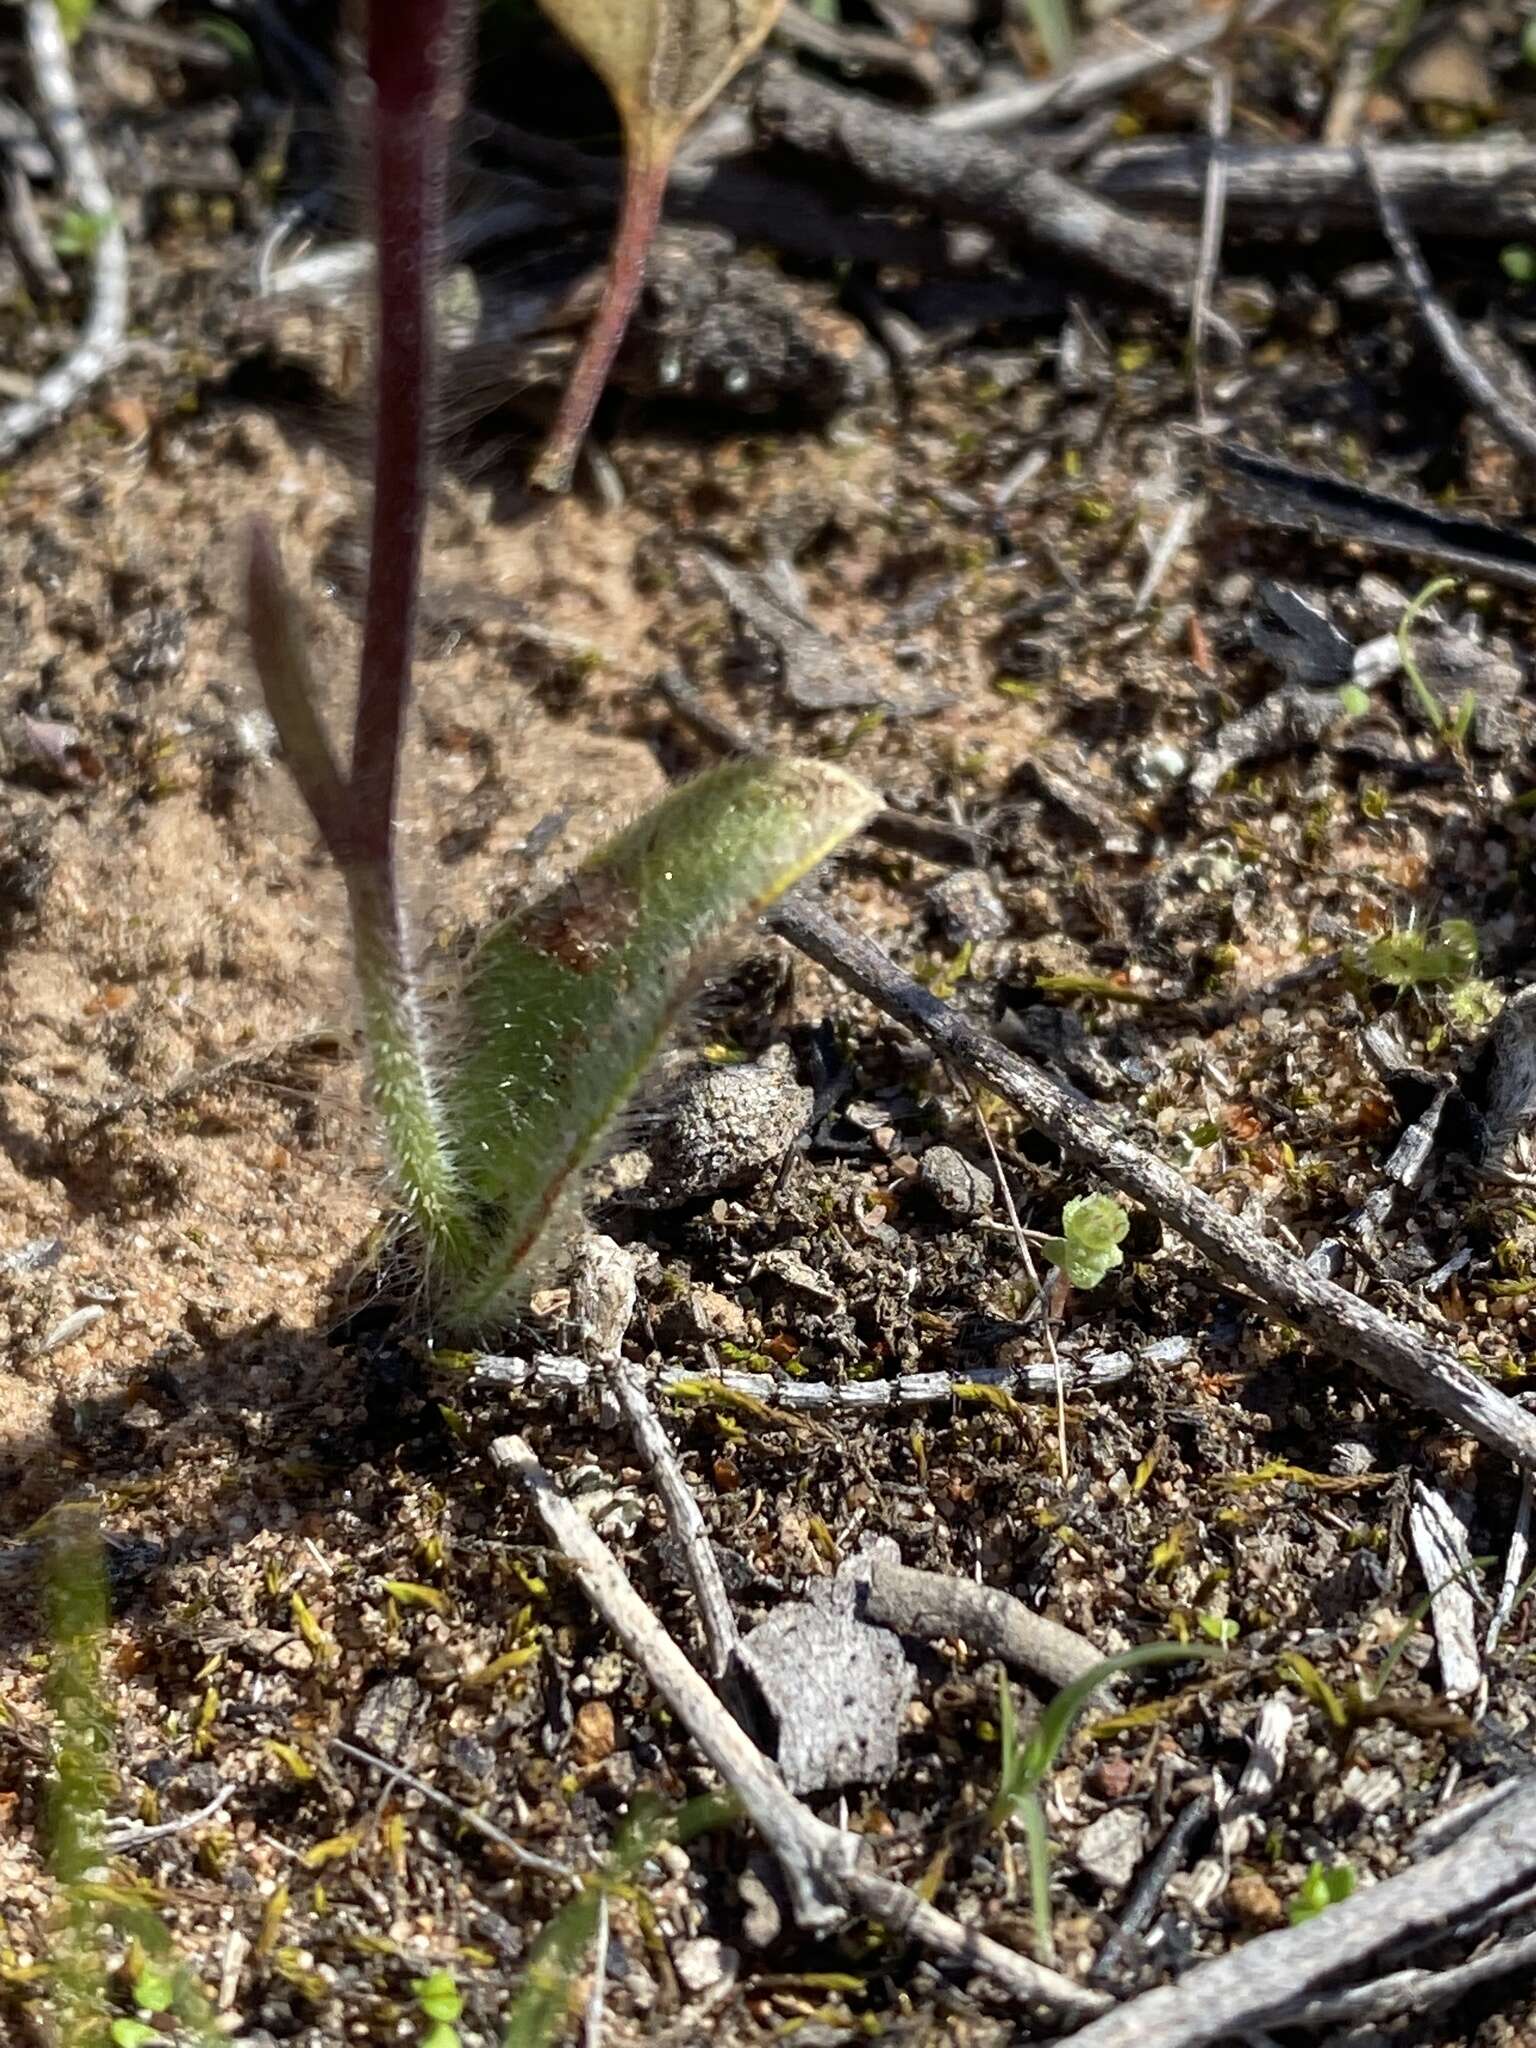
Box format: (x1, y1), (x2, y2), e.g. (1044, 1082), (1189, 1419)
(501, 1793), (735, 2048)
(411, 1969), (463, 2048)
(991, 1642), (1211, 1963)
(1397, 575), (1475, 745)
(245, 3), (877, 1328)
(38, 1506), (224, 2048)
(1041, 1193), (1131, 1291)
(1360, 917), (1478, 994)
(1288, 1858), (1356, 1924)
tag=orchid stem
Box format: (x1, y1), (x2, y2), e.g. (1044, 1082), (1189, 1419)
(530, 142), (669, 494)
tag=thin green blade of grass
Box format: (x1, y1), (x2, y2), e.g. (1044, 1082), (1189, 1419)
(1021, 0), (1074, 74)
(501, 1793), (737, 2047)
(993, 1642), (1216, 1825)
(42, 1506), (114, 2048)
(439, 756), (879, 1324)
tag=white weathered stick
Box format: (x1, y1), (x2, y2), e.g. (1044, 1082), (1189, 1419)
(571, 1232), (741, 1683)
(773, 899), (1536, 1471)
(470, 1347), (1145, 1410)
(492, 1432), (1109, 2023)
(1262, 1921), (1536, 2032)
(1487, 1469), (1532, 1655)
(0, 1), (129, 461)
(1062, 1777), (1536, 2048)
(493, 1431), (855, 1934)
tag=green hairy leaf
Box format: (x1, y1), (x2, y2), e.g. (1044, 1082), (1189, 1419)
(435, 757), (879, 1324)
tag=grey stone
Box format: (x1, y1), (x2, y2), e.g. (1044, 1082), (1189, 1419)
(647, 1044), (810, 1201)
(353, 1675), (423, 1760)
(1075, 1806), (1149, 1893)
(918, 1144), (994, 1221)
(736, 1600), (914, 1794)
(926, 868), (1010, 944)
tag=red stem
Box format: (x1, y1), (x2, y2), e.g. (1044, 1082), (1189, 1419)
(530, 144), (670, 494)
(349, 0), (468, 873)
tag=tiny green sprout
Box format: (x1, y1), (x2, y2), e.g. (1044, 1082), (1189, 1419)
(411, 1968), (464, 2048)
(1397, 575), (1475, 743)
(1362, 918), (1479, 993)
(1337, 682), (1371, 719)
(1289, 1859), (1356, 1924)
(110, 2024), (166, 2048)
(1042, 1193), (1131, 1291)
(992, 1643), (1213, 1963)
(54, 208), (114, 258)
(1197, 1612), (1239, 1646)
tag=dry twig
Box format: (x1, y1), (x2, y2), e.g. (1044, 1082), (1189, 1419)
(773, 898), (1536, 1469)
(571, 1235), (741, 1681)
(329, 1736), (574, 1881)
(470, 1347), (1144, 1409)
(1064, 1777), (1536, 2048)
(929, 0), (1283, 134)
(753, 60), (1198, 308)
(0, 0), (128, 462)
(493, 1432), (1111, 2022)
(1090, 134), (1536, 237)
(1358, 140), (1536, 471)
(858, 1555), (1106, 1693)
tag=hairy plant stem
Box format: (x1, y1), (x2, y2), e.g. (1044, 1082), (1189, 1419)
(355, 0), (464, 866)
(531, 144), (669, 493)
(344, 0), (471, 1256)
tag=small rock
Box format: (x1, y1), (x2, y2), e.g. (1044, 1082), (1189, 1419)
(1250, 582), (1353, 687)
(738, 1858), (787, 1948)
(353, 1675), (423, 1759)
(917, 1145), (994, 1221)
(1349, 572), (1411, 633)
(1127, 741), (1187, 793)
(571, 1699), (616, 1767)
(111, 607), (186, 686)
(672, 1936), (738, 1999)
(1226, 1871), (1287, 1930)
(669, 1286), (748, 1344)
(1074, 1807), (1148, 1894)
(444, 1734), (496, 1790)
(1331, 1439), (1377, 1477)
(737, 1601), (914, 1794)
(647, 1045), (810, 1201)
(1086, 1754), (1136, 1801)
(752, 1246), (840, 1305)
(926, 869), (1010, 945)
(1402, 32), (1493, 111)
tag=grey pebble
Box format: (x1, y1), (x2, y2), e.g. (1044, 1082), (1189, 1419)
(918, 1144), (994, 1221)
(926, 868), (1010, 944)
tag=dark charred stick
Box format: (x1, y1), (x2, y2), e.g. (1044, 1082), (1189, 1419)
(1090, 1792), (1217, 1984)
(773, 897), (1536, 1468)
(1210, 443), (1536, 596)
(1089, 135), (1536, 237)
(1358, 142), (1536, 471)
(752, 60), (1198, 309)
